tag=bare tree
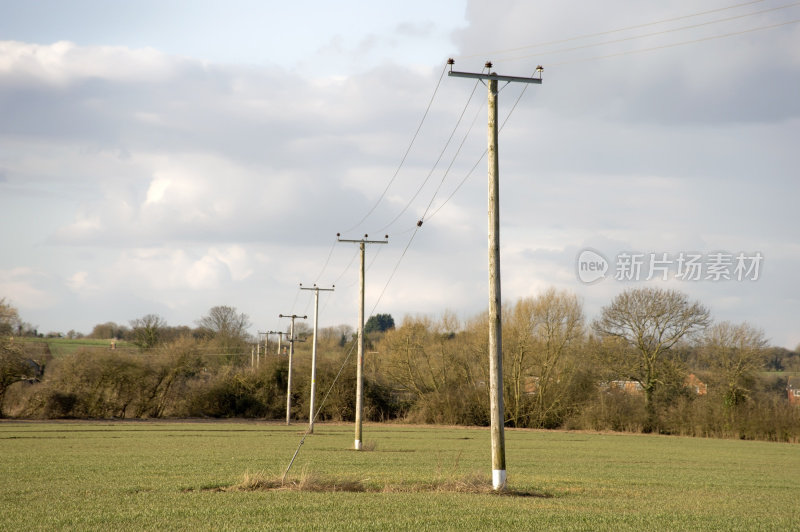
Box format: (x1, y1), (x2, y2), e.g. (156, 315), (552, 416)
(130, 314), (168, 350)
(0, 343), (36, 418)
(593, 287), (711, 431)
(701, 321), (768, 407)
(0, 298), (21, 337)
(89, 322), (127, 340)
(504, 289), (584, 427)
(196, 305), (252, 355)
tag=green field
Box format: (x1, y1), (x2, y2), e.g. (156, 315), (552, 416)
(0, 422), (797, 530)
(18, 337), (136, 357)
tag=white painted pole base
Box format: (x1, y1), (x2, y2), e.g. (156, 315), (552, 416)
(354, 439), (362, 451)
(492, 469), (507, 490)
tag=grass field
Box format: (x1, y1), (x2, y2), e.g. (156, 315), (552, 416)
(18, 337), (135, 357)
(0, 422), (797, 530)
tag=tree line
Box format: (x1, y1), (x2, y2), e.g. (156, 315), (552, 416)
(1, 291), (798, 442)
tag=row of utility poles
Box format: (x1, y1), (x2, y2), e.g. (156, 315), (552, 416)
(264, 58), (540, 492)
(261, 233), (387, 444)
(269, 233), (387, 444)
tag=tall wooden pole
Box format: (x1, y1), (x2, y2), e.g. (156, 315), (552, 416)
(337, 233), (388, 450)
(487, 76), (506, 490)
(448, 59), (542, 491)
(355, 241), (365, 450)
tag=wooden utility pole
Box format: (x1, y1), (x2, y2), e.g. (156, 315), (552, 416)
(448, 59), (542, 490)
(337, 233), (388, 450)
(278, 314), (307, 425)
(300, 283), (335, 433)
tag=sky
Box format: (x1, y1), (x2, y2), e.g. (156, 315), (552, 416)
(1, 0), (798, 348)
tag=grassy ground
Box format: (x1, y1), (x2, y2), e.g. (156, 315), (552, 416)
(18, 337), (135, 357)
(0, 421), (797, 531)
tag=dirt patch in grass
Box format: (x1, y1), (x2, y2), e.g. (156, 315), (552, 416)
(210, 470), (551, 497)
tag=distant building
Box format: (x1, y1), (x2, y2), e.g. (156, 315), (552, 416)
(601, 375), (707, 396)
(523, 376), (539, 395)
(609, 380), (644, 394)
(788, 377), (800, 406)
(686, 374), (707, 396)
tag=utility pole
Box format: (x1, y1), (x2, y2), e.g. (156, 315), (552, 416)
(267, 330), (288, 355)
(300, 283), (335, 433)
(448, 59), (542, 491)
(278, 313), (307, 425)
(256, 331), (270, 368)
(337, 233), (388, 450)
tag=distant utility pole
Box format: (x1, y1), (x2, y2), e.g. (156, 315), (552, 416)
(337, 233), (388, 450)
(256, 331), (269, 369)
(267, 330), (288, 355)
(448, 59), (542, 491)
(278, 313), (307, 425)
(300, 283), (335, 433)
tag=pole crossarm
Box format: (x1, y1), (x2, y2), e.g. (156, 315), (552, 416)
(300, 284), (335, 293)
(447, 71), (542, 84)
(337, 233), (389, 245)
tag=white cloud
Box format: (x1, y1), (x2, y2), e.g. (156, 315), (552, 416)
(0, 268), (57, 309)
(0, 40), (177, 87)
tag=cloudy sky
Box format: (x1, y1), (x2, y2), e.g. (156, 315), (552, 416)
(1, 0), (798, 348)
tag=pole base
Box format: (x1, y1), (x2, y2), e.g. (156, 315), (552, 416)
(354, 439), (362, 451)
(492, 469), (507, 490)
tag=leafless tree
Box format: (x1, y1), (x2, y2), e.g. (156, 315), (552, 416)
(701, 321), (768, 407)
(196, 306), (252, 356)
(0, 338), (35, 417)
(0, 298), (21, 337)
(593, 287), (711, 430)
(130, 314), (168, 350)
(504, 289), (584, 427)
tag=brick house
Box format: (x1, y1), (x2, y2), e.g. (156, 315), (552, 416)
(686, 374), (707, 396)
(788, 376), (800, 406)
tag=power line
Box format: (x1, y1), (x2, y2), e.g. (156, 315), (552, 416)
(340, 244), (383, 289)
(313, 238), (338, 285)
(424, 13), (799, 218)
(294, 7), (797, 342)
(548, 16), (800, 67)
(459, 0), (769, 60)
(376, 76), (484, 233)
(282, 336), (358, 482)
(495, 2), (800, 64)
(426, 67), (535, 223)
(368, 227), (419, 317)
(361, 66), (538, 317)
(343, 63), (448, 233)
(419, 89), (486, 225)
(332, 247), (360, 286)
